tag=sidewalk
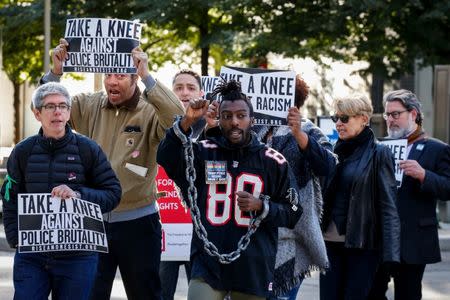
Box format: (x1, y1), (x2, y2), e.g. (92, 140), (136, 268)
(1, 220), (450, 300)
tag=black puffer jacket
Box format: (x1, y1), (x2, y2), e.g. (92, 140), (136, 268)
(1, 125), (121, 248)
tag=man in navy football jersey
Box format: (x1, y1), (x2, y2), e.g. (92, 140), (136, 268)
(157, 80), (302, 300)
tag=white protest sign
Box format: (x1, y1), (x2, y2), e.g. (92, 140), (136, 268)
(379, 139), (408, 187)
(161, 224), (193, 261)
(18, 193), (108, 253)
(201, 76), (220, 100)
(219, 66), (296, 125)
(64, 18), (142, 73)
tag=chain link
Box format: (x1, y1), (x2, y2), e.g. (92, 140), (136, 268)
(173, 119), (265, 264)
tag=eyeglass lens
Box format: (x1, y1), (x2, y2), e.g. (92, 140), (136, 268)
(331, 115), (350, 123)
(42, 104), (70, 111)
(383, 110), (407, 120)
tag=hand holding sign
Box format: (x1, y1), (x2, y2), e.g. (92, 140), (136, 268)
(206, 100), (219, 129)
(287, 107), (309, 150)
(131, 47), (150, 79)
(287, 107), (302, 136)
(51, 38), (69, 75)
(51, 184), (78, 200)
(62, 18), (142, 73)
(399, 159), (426, 183)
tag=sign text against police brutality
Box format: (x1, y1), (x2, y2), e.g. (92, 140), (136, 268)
(64, 18), (142, 73)
(18, 193), (108, 253)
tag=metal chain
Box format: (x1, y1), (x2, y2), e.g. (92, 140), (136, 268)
(172, 119), (265, 264)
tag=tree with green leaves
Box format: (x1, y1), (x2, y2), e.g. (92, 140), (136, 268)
(0, 0), (89, 143)
(3, 1), (449, 140)
(132, 0), (247, 75)
(236, 0), (450, 110)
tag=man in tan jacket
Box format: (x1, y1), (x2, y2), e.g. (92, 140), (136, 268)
(41, 39), (185, 300)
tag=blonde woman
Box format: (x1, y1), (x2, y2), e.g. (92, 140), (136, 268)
(319, 94), (400, 300)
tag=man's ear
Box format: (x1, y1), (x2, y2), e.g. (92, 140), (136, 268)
(411, 109), (418, 122)
(250, 117), (255, 126)
(131, 74), (139, 86)
(200, 90), (205, 98)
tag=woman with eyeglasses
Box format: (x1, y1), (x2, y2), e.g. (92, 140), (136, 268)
(1, 82), (121, 300)
(319, 94), (400, 300)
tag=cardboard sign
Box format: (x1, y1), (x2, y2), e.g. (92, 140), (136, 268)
(379, 139), (408, 187)
(18, 193), (107, 253)
(156, 166), (192, 261)
(63, 18), (142, 73)
(219, 66), (296, 125)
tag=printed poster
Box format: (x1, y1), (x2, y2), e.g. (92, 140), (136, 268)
(156, 166), (192, 261)
(201, 76), (221, 101)
(63, 18), (142, 73)
(379, 138), (408, 187)
(18, 193), (108, 253)
(219, 66), (296, 125)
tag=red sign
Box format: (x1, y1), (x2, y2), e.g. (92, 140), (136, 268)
(156, 165), (192, 223)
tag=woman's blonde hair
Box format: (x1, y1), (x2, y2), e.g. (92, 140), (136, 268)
(332, 94), (373, 118)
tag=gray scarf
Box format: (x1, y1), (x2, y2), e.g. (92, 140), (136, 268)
(254, 121), (330, 296)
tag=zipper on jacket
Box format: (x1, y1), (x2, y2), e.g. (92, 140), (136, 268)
(108, 107), (122, 162)
(48, 148), (54, 192)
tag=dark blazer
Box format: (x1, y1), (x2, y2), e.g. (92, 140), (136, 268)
(398, 137), (450, 264)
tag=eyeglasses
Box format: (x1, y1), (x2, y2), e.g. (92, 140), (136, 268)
(383, 110), (408, 120)
(40, 103), (71, 112)
(331, 114), (353, 123)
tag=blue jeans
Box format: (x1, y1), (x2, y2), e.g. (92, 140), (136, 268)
(159, 260), (191, 300)
(13, 251), (98, 300)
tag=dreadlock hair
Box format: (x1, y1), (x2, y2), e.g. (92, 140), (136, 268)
(212, 78), (254, 117)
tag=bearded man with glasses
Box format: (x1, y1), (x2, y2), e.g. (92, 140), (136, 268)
(368, 90), (450, 300)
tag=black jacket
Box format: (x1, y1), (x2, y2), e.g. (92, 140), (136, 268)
(398, 137), (450, 264)
(322, 132), (400, 262)
(157, 124), (302, 297)
(1, 125), (121, 248)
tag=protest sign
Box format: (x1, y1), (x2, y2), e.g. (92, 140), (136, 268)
(156, 166), (192, 261)
(63, 18), (142, 73)
(379, 138), (408, 187)
(219, 66), (296, 125)
(18, 193), (108, 253)
(201, 76), (220, 101)
(318, 116), (339, 145)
